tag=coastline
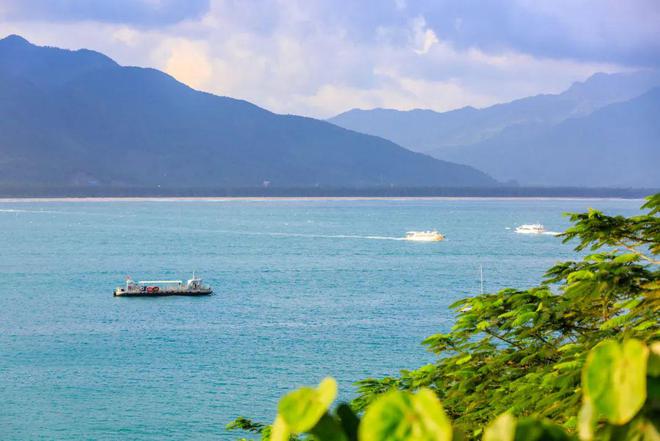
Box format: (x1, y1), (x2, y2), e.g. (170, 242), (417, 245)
(0, 186), (656, 201)
(0, 195), (649, 203)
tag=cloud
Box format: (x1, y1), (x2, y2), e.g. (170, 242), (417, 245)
(112, 27), (139, 46)
(412, 16), (439, 55)
(304, 71), (495, 117)
(394, 0), (407, 11)
(161, 39), (213, 89)
(0, 0), (655, 118)
(415, 0), (660, 67)
(0, 0), (210, 26)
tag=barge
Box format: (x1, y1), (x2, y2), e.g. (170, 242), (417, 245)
(114, 274), (213, 297)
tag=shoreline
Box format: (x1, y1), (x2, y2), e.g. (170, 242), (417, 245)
(0, 195), (648, 203)
(0, 186), (656, 201)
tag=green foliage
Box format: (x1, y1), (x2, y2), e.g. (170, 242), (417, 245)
(512, 418), (576, 441)
(278, 377), (338, 433)
(226, 416), (267, 434)
(578, 340), (659, 441)
(228, 338), (656, 440)
(483, 413), (516, 441)
(561, 194), (660, 261)
(359, 389), (452, 441)
(351, 195), (659, 435)
(582, 340), (648, 425)
(228, 194), (660, 441)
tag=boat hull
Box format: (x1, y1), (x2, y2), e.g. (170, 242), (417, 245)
(404, 230), (444, 242)
(404, 237), (443, 242)
(114, 289), (213, 297)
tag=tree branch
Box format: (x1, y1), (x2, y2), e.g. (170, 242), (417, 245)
(484, 329), (526, 351)
(615, 240), (660, 265)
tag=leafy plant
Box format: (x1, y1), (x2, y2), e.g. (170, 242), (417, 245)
(351, 195), (658, 436)
(230, 339), (657, 440)
(229, 195), (659, 440)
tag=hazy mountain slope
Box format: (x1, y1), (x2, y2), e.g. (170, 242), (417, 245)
(437, 88), (660, 188)
(328, 71), (660, 153)
(0, 35), (496, 188)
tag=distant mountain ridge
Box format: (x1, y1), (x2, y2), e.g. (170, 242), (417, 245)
(0, 35), (496, 188)
(328, 70), (660, 188)
(329, 71), (660, 154)
(438, 88), (660, 188)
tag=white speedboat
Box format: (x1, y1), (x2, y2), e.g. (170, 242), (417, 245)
(515, 224), (546, 234)
(405, 230), (444, 242)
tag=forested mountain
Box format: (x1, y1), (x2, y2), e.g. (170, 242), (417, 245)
(0, 35), (496, 188)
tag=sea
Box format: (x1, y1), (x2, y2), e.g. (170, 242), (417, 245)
(0, 197), (644, 440)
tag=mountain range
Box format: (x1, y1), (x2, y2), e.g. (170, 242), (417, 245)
(2, 34), (657, 190)
(0, 35), (495, 188)
(441, 88), (660, 187)
(330, 71), (660, 187)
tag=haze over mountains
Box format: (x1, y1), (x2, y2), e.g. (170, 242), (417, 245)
(442, 88), (660, 187)
(0, 35), (495, 189)
(2, 34), (657, 191)
(330, 71), (660, 187)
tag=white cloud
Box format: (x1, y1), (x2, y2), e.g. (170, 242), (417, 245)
(112, 27), (139, 46)
(0, 0), (636, 118)
(160, 38), (213, 89)
(394, 0), (407, 11)
(412, 16), (439, 55)
(303, 72), (495, 117)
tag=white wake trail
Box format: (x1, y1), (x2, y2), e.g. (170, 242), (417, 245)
(0, 208), (134, 217)
(211, 229), (405, 241)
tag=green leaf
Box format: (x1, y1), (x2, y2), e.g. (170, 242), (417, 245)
(598, 314), (630, 331)
(553, 361), (581, 371)
(613, 253), (639, 263)
(577, 398), (595, 441)
(455, 354), (472, 365)
(511, 311), (537, 327)
(278, 377), (338, 433)
(557, 343), (581, 353)
(476, 321), (491, 331)
(582, 339), (649, 425)
(336, 404), (359, 441)
(648, 342), (660, 377)
(513, 418), (573, 440)
(226, 416), (266, 433)
(633, 320), (657, 331)
(483, 412), (516, 441)
(310, 413), (348, 441)
(567, 270), (595, 283)
(359, 388), (452, 441)
(270, 415), (290, 441)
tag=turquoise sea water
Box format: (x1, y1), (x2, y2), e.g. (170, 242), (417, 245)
(0, 198), (643, 440)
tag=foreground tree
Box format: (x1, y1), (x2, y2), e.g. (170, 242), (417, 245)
(229, 195), (659, 440)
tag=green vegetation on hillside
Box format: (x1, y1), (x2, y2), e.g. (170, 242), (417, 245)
(0, 35), (495, 189)
(229, 194), (659, 440)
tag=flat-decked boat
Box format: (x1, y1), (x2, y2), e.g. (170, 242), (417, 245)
(114, 274), (213, 297)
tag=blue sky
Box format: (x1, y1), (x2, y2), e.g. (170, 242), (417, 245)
(1, 0), (659, 117)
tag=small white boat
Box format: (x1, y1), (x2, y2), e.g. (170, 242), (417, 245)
(405, 230), (444, 242)
(515, 224), (546, 234)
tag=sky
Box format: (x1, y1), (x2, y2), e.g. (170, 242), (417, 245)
(1, 0), (659, 118)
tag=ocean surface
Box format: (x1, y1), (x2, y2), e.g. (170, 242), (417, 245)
(0, 198), (644, 440)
